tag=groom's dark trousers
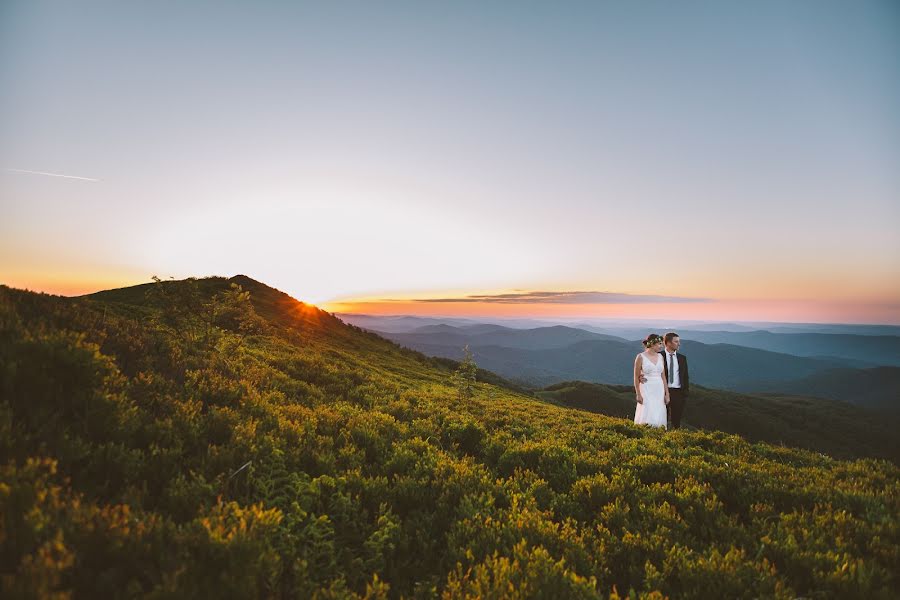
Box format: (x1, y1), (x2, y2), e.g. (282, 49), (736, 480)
(667, 388), (687, 429)
(663, 353), (690, 429)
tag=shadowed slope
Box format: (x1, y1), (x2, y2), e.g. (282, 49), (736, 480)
(538, 381), (900, 462)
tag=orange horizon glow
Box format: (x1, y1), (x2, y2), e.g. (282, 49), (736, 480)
(323, 298), (900, 325)
(4, 276), (899, 325)
(1, 274), (152, 298)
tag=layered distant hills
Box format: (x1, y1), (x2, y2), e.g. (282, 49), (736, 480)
(339, 315), (900, 413)
(632, 329), (900, 365)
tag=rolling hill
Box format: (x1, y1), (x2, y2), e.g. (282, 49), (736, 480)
(751, 366), (900, 413)
(537, 381), (899, 461)
(1, 276), (897, 598)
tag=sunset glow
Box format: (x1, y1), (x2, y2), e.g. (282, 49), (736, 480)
(324, 295), (900, 325)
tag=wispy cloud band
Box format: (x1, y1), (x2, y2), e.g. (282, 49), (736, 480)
(6, 168), (100, 182)
(381, 291), (713, 305)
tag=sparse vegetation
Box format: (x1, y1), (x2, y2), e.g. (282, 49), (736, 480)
(451, 345), (477, 401)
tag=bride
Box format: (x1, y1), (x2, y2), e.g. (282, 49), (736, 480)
(633, 333), (670, 428)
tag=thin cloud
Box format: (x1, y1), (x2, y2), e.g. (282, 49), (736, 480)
(6, 168), (100, 182)
(382, 291), (712, 304)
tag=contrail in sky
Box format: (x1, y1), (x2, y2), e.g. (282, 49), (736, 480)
(5, 168), (100, 182)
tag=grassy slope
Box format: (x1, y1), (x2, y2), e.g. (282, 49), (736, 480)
(1, 277), (898, 599)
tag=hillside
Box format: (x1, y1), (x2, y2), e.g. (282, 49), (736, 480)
(537, 381), (900, 462)
(1, 277), (898, 598)
(751, 366), (900, 413)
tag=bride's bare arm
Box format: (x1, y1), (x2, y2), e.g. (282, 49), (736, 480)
(661, 370), (670, 404)
(633, 354), (643, 403)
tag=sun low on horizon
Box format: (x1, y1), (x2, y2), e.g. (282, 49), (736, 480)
(2, 1), (898, 326)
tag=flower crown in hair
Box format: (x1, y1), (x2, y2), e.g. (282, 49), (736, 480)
(642, 334), (663, 347)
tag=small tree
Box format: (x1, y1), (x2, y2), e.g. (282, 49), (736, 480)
(452, 345), (477, 401)
(209, 283), (266, 338)
(146, 276), (204, 343)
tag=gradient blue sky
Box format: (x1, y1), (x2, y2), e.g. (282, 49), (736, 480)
(2, 1), (899, 322)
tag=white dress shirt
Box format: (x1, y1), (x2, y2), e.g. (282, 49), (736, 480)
(666, 351), (681, 388)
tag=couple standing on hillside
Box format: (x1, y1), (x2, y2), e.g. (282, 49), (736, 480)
(633, 332), (689, 430)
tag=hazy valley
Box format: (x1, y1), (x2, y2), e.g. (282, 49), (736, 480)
(340, 315), (900, 413)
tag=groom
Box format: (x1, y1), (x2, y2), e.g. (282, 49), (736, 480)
(661, 332), (689, 429)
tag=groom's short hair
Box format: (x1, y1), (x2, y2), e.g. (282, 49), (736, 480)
(664, 332), (679, 343)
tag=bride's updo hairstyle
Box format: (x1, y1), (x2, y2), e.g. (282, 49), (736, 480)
(642, 333), (663, 348)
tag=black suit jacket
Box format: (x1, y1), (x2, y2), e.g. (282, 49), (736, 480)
(662, 352), (689, 395)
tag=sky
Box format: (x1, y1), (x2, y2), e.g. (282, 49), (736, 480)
(2, 1), (899, 323)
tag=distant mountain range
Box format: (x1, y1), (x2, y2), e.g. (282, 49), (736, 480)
(338, 314), (900, 411)
(579, 323), (900, 338)
(628, 330), (898, 365)
(383, 324), (624, 351)
(338, 314), (900, 337)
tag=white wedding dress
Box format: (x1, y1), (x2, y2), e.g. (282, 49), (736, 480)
(634, 352), (667, 428)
